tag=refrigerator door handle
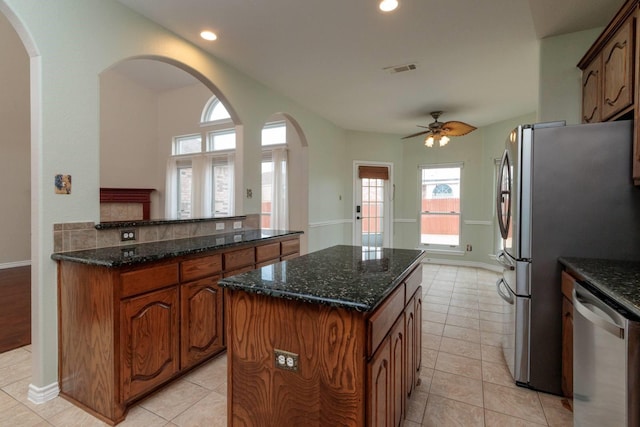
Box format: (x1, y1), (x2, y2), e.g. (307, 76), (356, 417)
(572, 289), (624, 339)
(496, 278), (514, 305)
(496, 250), (515, 270)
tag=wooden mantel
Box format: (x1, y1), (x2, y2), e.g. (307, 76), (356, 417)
(100, 188), (155, 220)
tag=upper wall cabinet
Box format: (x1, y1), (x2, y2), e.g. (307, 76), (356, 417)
(578, 0), (640, 184)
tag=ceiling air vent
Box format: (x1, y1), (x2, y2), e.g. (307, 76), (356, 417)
(384, 63), (417, 74)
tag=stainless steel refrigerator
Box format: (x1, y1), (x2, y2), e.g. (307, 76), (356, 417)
(494, 119), (640, 395)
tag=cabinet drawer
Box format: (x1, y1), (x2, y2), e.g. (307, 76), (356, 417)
(281, 238), (300, 256)
(256, 242), (280, 263)
(224, 265), (255, 278)
(181, 254), (222, 282)
(120, 263), (179, 298)
(367, 283), (405, 357)
(404, 265), (422, 304)
(224, 248), (255, 271)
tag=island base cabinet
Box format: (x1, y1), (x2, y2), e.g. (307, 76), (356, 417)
(120, 287), (180, 402)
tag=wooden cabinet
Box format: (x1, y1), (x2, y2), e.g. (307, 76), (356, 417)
(57, 234), (300, 425)
(121, 286), (180, 402)
(226, 263), (423, 427)
(578, 0), (640, 182)
(180, 275), (224, 369)
(560, 271), (574, 398)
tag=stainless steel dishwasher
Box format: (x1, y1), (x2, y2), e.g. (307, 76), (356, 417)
(573, 281), (640, 427)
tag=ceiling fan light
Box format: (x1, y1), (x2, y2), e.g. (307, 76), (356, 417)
(425, 136), (434, 147)
(439, 135), (450, 147)
(379, 0), (398, 12)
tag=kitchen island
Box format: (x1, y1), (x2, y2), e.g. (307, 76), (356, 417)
(218, 245), (425, 427)
(51, 229), (301, 425)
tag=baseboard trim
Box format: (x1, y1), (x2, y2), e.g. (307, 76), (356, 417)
(0, 260), (31, 270)
(422, 257), (501, 273)
(28, 382), (59, 404)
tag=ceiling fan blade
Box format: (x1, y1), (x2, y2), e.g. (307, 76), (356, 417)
(440, 121), (477, 137)
(416, 125), (431, 129)
(401, 130), (431, 140)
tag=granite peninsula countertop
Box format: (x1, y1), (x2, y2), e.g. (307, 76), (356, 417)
(218, 245), (425, 312)
(51, 229), (302, 268)
(559, 257), (640, 319)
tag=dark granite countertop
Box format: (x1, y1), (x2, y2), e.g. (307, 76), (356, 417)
(94, 215), (247, 229)
(51, 229), (302, 268)
(218, 245), (425, 312)
(559, 257), (640, 319)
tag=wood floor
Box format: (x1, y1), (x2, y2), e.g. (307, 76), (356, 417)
(0, 266), (31, 353)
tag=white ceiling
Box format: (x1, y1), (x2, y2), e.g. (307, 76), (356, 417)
(115, 0), (624, 136)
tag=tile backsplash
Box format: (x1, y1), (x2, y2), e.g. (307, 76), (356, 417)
(53, 214), (260, 253)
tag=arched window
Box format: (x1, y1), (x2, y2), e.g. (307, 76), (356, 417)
(167, 95), (235, 219)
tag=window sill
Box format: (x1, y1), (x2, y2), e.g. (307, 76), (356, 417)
(420, 247), (465, 256)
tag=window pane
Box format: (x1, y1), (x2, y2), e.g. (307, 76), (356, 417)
(261, 159), (273, 229)
(262, 122), (286, 146)
(208, 129), (236, 151)
(420, 166), (461, 246)
(212, 160), (231, 216)
(204, 99), (231, 122)
(178, 166), (192, 219)
(175, 135), (201, 155)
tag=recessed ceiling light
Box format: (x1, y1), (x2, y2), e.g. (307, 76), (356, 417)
(200, 30), (217, 41)
(379, 0), (398, 12)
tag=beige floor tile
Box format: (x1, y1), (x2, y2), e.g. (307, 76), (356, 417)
(2, 377), (74, 420)
(421, 348), (438, 369)
(404, 420), (421, 427)
(423, 321), (445, 336)
(139, 379), (210, 421)
(479, 310), (503, 322)
(426, 288), (453, 298)
(442, 325), (481, 343)
(0, 349), (31, 388)
(449, 298), (478, 310)
(446, 313), (480, 329)
(170, 391), (226, 427)
(424, 310), (447, 324)
(117, 406), (168, 427)
(482, 360), (516, 388)
(483, 382), (547, 425)
(435, 352), (482, 380)
(480, 319), (504, 333)
(47, 403), (110, 427)
(182, 355), (227, 391)
(429, 370), (484, 407)
(0, 389), (20, 413)
(538, 393), (573, 427)
(446, 306), (479, 319)
(417, 367), (434, 393)
(0, 403), (49, 427)
(485, 409), (547, 426)
(425, 295), (451, 305)
(422, 394), (484, 427)
(479, 302), (504, 314)
(0, 347), (31, 368)
(405, 389), (428, 423)
(481, 331), (504, 347)
(481, 344), (505, 364)
(438, 337), (481, 360)
(422, 332), (442, 350)
(423, 302), (449, 314)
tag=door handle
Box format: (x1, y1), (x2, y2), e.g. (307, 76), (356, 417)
(496, 278), (514, 304)
(572, 289), (624, 339)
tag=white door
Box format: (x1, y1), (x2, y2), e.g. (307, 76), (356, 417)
(354, 163), (392, 248)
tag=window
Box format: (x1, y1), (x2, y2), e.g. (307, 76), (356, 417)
(166, 95), (236, 219)
(419, 164), (462, 247)
(261, 121), (288, 230)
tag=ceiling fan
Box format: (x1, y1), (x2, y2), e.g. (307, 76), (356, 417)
(401, 111), (477, 147)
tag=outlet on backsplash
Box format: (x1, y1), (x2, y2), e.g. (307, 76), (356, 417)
(120, 230), (136, 242)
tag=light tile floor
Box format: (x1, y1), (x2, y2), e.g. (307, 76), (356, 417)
(0, 264), (573, 426)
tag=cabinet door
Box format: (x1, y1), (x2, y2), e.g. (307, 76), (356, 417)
(414, 289), (422, 385)
(121, 286), (179, 402)
(181, 275), (224, 369)
(602, 18), (634, 120)
(390, 314), (405, 427)
(582, 56), (602, 123)
(561, 295), (573, 398)
(368, 335), (391, 427)
(405, 296), (416, 400)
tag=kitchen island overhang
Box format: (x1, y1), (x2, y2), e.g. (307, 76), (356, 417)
(219, 245), (425, 426)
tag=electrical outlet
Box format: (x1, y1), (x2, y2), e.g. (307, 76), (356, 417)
(234, 234), (242, 242)
(466, 244), (472, 251)
(120, 230), (136, 241)
(215, 222), (225, 231)
(233, 221), (242, 229)
(274, 349), (299, 372)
